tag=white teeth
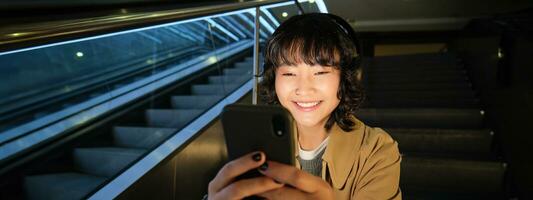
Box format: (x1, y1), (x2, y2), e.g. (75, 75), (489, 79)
(296, 101), (320, 108)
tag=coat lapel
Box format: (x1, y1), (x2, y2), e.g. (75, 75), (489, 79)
(292, 117), (365, 189)
(321, 118), (365, 189)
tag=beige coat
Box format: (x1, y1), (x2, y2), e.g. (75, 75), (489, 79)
(293, 117), (402, 200)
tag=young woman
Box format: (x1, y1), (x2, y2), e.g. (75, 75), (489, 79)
(208, 13), (401, 200)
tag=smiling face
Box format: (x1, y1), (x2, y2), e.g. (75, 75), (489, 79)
(275, 63), (341, 129)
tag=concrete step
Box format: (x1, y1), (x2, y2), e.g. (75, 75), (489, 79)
(191, 84), (240, 95)
(25, 172), (106, 200)
(364, 53), (457, 66)
(364, 63), (462, 72)
(73, 147), (145, 177)
(365, 70), (466, 79)
(365, 82), (471, 91)
(365, 74), (468, 84)
(208, 75), (249, 85)
(363, 97), (479, 108)
(356, 108), (484, 129)
(401, 156), (505, 195)
(145, 109), (202, 128)
(385, 128), (493, 155)
(223, 68), (252, 76)
(366, 90), (476, 99)
(113, 126), (176, 149)
(171, 95), (224, 109)
(234, 61), (254, 69)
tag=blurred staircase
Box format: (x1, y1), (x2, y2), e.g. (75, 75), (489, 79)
(357, 53), (506, 199)
(23, 57), (254, 200)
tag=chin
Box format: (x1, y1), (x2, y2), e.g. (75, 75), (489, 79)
(292, 115), (325, 129)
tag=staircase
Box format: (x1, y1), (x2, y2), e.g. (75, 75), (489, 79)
(357, 53), (506, 199)
(23, 57), (254, 200)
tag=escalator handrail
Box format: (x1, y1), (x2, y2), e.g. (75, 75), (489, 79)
(0, 46), (210, 146)
(0, 0), (291, 52)
(0, 40), (254, 166)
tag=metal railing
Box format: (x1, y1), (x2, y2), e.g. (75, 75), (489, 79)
(0, 1), (324, 198)
(0, 0), (292, 52)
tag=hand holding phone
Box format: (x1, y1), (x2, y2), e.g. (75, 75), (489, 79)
(221, 104), (295, 179)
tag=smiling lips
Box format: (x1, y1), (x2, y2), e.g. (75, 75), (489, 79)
(293, 101), (322, 111)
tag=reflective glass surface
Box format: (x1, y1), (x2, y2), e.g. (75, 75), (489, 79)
(0, 8), (262, 154)
(0, 1), (328, 199)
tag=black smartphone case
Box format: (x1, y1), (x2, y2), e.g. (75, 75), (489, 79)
(221, 103), (295, 180)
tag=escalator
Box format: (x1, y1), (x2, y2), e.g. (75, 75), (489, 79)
(1, 36), (257, 199)
(1, 0), (521, 199)
(23, 54), (255, 200)
(359, 52), (506, 199)
(0, 1), (321, 199)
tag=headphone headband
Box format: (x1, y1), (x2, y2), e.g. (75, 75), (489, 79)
(325, 14), (360, 56)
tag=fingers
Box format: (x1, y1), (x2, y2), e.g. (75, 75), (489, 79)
(257, 186), (306, 200)
(258, 161), (326, 193)
(214, 176), (284, 200)
(209, 151), (265, 194)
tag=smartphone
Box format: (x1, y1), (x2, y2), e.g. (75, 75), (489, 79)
(221, 103), (295, 179)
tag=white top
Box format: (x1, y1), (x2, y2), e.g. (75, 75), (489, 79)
(298, 136), (330, 160)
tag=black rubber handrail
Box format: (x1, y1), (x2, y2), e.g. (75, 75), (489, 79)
(0, 46), (210, 136)
(0, 0), (290, 52)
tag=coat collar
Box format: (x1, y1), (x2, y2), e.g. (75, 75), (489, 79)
(293, 117), (365, 189)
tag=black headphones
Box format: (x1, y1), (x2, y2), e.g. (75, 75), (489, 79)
(325, 14), (361, 56)
(324, 13), (362, 70)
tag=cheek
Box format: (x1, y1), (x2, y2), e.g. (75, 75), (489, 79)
(321, 75), (341, 100)
(274, 77), (286, 101)
(275, 77), (295, 106)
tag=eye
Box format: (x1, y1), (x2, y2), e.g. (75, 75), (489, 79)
(314, 71), (330, 75)
(282, 73), (295, 76)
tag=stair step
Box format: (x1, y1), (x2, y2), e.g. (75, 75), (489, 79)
(114, 84), (126, 89)
(134, 76), (146, 81)
(365, 67), (464, 74)
(369, 52), (456, 59)
(366, 90), (476, 99)
(365, 70), (465, 79)
(145, 109), (202, 128)
(73, 147), (145, 177)
(34, 112), (49, 119)
(365, 82), (471, 91)
(366, 75), (468, 84)
(89, 93), (104, 98)
(234, 61), (253, 69)
(171, 95), (224, 109)
(25, 173), (106, 200)
(363, 98), (479, 108)
(403, 191), (502, 200)
(385, 128), (493, 155)
(113, 126), (176, 149)
(365, 53), (457, 65)
(62, 103), (74, 109)
(365, 62), (458, 69)
(244, 57), (262, 63)
(364, 63), (462, 72)
(223, 68), (252, 76)
(356, 108), (484, 129)
(191, 84), (240, 95)
(401, 156), (505, 194)
(208, 75), (249, 85)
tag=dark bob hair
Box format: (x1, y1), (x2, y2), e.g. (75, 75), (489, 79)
(259, 13), (365, 132)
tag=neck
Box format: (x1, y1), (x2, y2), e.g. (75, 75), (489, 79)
(297, 123), (329, 151)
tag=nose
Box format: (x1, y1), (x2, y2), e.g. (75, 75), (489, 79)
(295, 74), (315, 96)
